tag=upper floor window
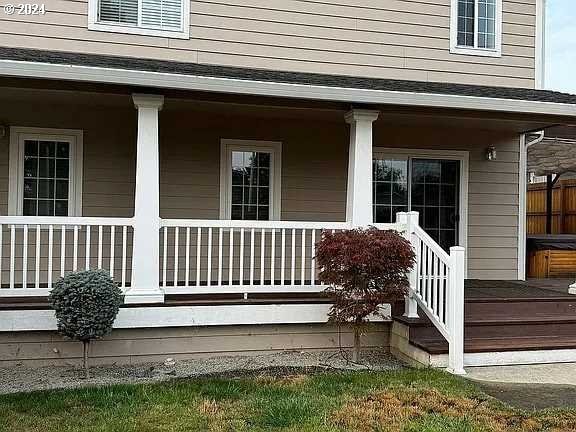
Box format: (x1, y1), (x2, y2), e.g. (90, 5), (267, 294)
(450, 0), (502, 57)
(88, 0), (190, 39)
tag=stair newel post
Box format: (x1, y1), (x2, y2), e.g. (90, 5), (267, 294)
(397, 211), (420, 318)
(447, 246), (466, 375)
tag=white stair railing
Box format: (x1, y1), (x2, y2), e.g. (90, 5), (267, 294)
(397, 211), (466, 375)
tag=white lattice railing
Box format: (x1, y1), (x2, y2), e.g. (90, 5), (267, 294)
(0, 216), (134, 297)
(159, 219), (403, 294)
(400, 212), (466, 375)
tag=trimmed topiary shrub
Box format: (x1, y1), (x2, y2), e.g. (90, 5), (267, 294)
(48, 269), (123, 378)
(315, 227), (415, 362)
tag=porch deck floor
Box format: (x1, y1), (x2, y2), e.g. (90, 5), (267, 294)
(1, 279), (574, 310)
(465, 279), (575, 300)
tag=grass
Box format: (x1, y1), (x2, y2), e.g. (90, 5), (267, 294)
(1, 368), (575, 431)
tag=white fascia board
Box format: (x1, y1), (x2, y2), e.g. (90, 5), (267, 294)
(1, 303), (391, 332)
(0, 59), (575, 118)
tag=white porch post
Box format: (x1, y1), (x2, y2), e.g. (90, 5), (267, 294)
(397, 211), (420, 318)
(125, 94), (165, 304)
(447, 246), (466, 375)
(344, 109), (379, 227)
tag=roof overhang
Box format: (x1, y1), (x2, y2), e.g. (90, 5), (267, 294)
(1, 58), (576, 121)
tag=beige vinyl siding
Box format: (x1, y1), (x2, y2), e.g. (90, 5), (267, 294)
(160, 111), (348, 221)
(0, 0), (536, 88)
(0, 323), (390, 366)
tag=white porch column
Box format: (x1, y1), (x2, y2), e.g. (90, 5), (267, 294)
(344, 109), (379, 227)
(125, 94), (165, 304)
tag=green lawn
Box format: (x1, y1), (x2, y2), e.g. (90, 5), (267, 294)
(1, 369), (575, 432)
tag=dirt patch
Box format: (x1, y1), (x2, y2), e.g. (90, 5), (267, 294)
(331, 388), (576, 432)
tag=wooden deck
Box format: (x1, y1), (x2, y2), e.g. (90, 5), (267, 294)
(395, 279), (576, 355)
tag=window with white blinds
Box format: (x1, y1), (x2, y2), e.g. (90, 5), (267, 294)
(89, 0), (189, 38)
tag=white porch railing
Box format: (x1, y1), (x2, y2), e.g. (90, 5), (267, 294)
(400, 212), (466, 375)
(0, 213), (465, 374)
(159, 219), (401, 294)
(0, 216), (134, 296)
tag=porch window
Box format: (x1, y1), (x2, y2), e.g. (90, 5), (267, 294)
(88, 0), (190, 39)
(220, 140), (282, 221)
(9, 128), (83, 217)
(450, 0), (502, 57)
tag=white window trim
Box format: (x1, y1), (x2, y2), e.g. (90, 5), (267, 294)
(87, 0), (190, 39)
(373, 147), (469, 276)
(8, 127), (84, 217)
(219, 139), (282, 221)
(450, 0), (503, 58)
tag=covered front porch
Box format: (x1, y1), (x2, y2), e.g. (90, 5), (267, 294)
(0, 81), (544, 300)
(0, 79), (570, 371)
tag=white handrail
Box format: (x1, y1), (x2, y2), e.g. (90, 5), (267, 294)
(414, 225), (450, 264)
(0, 216), (133, 226)
(161, 219), (353, 230)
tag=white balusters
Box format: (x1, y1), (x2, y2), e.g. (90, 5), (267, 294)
(173, 227), (179, 287)
(9, 225), (15, 289)
(281, 228), (286, 284)
(0, 217), (133, 296)
(249, 228), (255, 286)
(196, 227), (201, 287)
(35, 225), (40, 289)
(270, 228), (275, 285)
(22, 225), (28, 289)
(72, 225), (78, 272)
(121, 226), (128, 289)
(207, 227), (213, 286)
(239, 228), (244, 286)
(47, 225), (54, 289)
(228, 228), (234, 285)
(158, 220), (357, 294)
(291, 229), (296, 285)
(218, 228), (223, 286)
(185, 227), (191, 287)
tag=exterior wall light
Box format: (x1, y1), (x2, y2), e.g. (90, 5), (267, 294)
(486, 145), (497, 161)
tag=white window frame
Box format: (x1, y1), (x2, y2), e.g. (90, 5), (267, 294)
(373, 148), (469, 275)
(88, 0), (190, 39)
(8, 127), (84, 217)
(219, 139), (282, 221)
(450, 0), (503, 58)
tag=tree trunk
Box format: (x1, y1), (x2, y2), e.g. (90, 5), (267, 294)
(352, 325), (361, 363)
(83, 340), (90, 379)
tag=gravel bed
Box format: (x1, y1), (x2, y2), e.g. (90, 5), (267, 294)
(0, 349), (404, 395)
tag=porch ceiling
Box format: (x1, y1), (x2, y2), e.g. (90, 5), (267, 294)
(0, 84), (565, 134)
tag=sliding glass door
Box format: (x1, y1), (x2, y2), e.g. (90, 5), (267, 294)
(373, 156), (461, 251)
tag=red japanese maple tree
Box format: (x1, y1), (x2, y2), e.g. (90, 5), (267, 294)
(315, 227), (415, 361)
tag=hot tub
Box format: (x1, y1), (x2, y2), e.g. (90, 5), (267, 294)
(527, 235), (576, 278)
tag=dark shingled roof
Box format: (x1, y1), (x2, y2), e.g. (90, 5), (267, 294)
(1, 46), (576, 105)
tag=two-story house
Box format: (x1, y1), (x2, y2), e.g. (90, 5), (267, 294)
(0, 0), (575, 372)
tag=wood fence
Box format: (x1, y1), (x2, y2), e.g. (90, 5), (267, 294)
(527, 179), (576, 234)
